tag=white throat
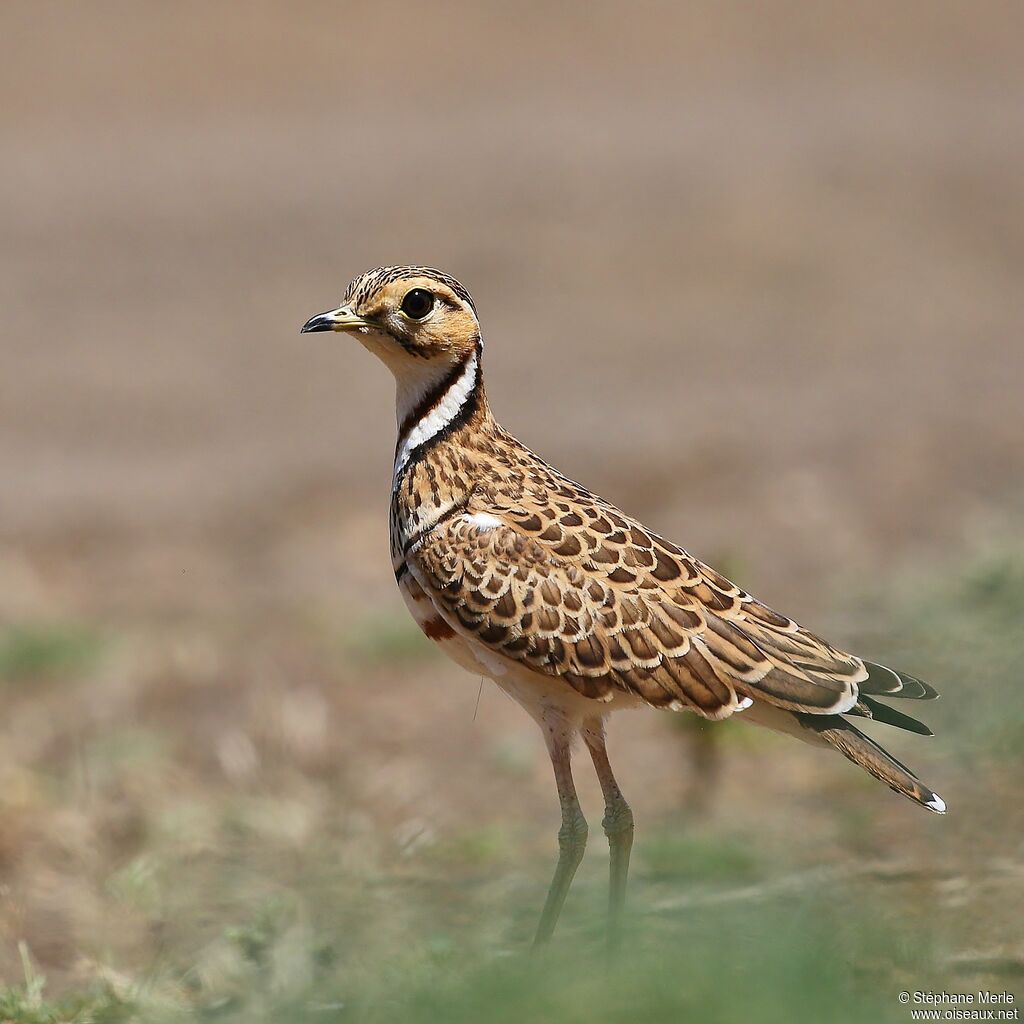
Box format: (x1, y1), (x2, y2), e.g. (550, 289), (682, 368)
(393, 348), (479, 485)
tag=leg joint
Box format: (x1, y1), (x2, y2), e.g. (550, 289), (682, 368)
(602, 800), (634, 839)
(557, 808), (589, 857)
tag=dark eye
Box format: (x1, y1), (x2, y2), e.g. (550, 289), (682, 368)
(401, 288), (435, 320)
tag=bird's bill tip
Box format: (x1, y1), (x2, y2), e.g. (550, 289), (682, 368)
(300, 306), (372, 334)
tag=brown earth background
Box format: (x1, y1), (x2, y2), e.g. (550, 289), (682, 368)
(1, 2), (1023, 1019)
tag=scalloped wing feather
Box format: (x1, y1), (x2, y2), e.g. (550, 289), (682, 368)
(408, 503), (862, 720)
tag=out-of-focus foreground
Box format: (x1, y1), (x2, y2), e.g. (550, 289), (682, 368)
(1, 3), (1023, 1021)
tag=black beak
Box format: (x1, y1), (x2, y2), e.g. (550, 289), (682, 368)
(299, 305), (372, 334)
(300, 313), (336, 334)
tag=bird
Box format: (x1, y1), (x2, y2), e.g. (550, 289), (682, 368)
(301, 266), (945, 947)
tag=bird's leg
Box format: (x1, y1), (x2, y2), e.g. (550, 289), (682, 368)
(532, 725), (588, 947)
(582, 717), (634, 951)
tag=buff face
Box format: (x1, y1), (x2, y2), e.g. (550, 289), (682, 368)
(302, 266), (481, 370)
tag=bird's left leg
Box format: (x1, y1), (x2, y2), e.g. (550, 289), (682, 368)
(582, 716), (634, 950)
(532, 722), (588, 946)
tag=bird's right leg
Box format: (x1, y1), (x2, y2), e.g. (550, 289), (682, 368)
(532, 723), (588, 947)
(582, 716), (634, 951)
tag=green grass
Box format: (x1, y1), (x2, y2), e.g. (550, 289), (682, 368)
(0, 945), (133, 1024)
(0, 988), (132, 1024)
(0, 623), (104, 682)
(0, 886), (931, 1023)
(424, 825), (513, 869)
(0, 816), (957, 1024)
(637, 829), (764, 884)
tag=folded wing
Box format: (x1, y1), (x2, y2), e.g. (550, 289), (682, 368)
(408, 508), (880, 720)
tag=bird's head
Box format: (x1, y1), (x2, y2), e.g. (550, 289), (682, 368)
(301, 266), (481, 380)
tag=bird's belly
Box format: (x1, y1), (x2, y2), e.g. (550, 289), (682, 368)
(399, 576), (493, 677)
(398, 576), (645, 728)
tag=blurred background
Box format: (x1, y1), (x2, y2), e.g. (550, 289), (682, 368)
(1, 2), (1022, 1021)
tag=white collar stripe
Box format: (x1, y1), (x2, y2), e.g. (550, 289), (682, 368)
(393, 349), (478, 484)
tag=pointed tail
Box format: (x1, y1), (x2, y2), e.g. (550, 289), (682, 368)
(794, 712), (946, 814)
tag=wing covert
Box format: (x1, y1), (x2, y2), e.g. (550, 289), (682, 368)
(407, 509), (859, 718)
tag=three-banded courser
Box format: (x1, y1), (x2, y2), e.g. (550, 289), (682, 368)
(302, 267), (945, 947)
